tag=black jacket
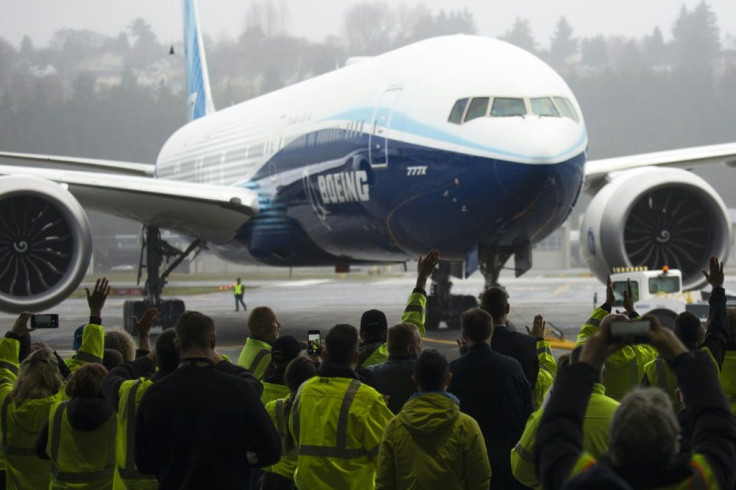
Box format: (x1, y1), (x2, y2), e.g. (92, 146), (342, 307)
(492, 324), (540, 389)
(367, 354), (417, 414)
(448, 343), (532, 490)
(135, 358), (280, 489)
(536, 351), (736, 490)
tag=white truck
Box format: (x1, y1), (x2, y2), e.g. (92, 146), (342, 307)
(609, 266), (710, 327)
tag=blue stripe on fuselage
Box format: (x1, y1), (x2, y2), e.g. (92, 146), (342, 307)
(219, 128), (585, 266)
(321, 108), (588, 162)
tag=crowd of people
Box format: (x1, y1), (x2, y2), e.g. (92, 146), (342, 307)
(1, 253), (735, 489)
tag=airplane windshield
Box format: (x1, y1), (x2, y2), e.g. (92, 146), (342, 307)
(531, 97), (560, 117)
(491, 98), (526, 117)
(465, 97), (490, 122)
(553, 96), (580, 122)
(448, 98), (469, 124)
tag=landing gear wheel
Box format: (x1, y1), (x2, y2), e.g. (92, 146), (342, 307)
(160, 299), (185, 329)
(425, 296), (440, 331)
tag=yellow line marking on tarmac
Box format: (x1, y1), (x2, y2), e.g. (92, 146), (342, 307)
(423, 337), (458, 346)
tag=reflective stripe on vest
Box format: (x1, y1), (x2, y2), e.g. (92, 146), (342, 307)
(49, 402), (116, 483)
(514, 441), (534, 463)
(690, 461), (708, 490)
(654, 358), (670, 392)
(630, 352), (639, 386)
(118, 380), (148, 480)
(297, 379), (371, 459)
(74, 351), (103, 364)
(585, 317), (601, 327)
(276, 399), (285, 435)
(0, 378), (12, 387)
(0, 361), (18, 376)
(1, 396), (36, 456)
(537, 345), (552, 356)
(403, 304), (424, 315)
(248, 349), (270, 373)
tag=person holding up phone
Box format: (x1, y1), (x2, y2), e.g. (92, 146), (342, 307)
(641, 256), (729, 411)
(537, 316), (736, 489)
(575, 274), (658, 401)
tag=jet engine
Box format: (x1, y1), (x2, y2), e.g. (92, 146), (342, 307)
(580, 167), (731, 290)
(0, 176), (92, 313)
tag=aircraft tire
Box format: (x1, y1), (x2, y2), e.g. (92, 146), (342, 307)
(425, 296), (440, 331)
(160, 299), (186, 329)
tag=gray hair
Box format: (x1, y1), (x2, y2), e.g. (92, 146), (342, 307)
(607, 387), (680, 468)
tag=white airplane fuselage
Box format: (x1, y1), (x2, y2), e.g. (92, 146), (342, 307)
(155, 35), (588, 267)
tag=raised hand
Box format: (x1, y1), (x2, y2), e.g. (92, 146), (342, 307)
(646, 315), (688, 361)
(11, 312), (34, 338)
(525, 314), (546, 338)
(702, 256), (724, 289)
(86, 278), (110, 317)
(605, 273), (615, 307)
(134, 308), (159, 338)
(416, 250), (440, 289)
(622, 279), (635, 315)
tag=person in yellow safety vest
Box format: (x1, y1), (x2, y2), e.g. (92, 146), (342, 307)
(719, 307), (736, 414)
(360, 250), (440, 368)
(358, 309), (389, 366)
(525, 314), (557, 409)
(261, 336), (302, 406)
(238, 306), (281, 380)
(234, 277), (247, 312)
(66, 278), (111, 374)
(576, 274), (658, 401)
(36, 363), (117, 489)
(101, 308), (178, 490)
(290, 324), (394, 490)
(511, 345), (619, 489)
(261, 357), (317, 489)
(376, 349), (491, 490)
(0, 313), (64, 490)
(537, 316), (736, 489)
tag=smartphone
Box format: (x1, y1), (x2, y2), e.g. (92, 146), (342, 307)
(609, 320), (650, 344)
(31, 314), (59, 329)
(307, 330), (321, 356)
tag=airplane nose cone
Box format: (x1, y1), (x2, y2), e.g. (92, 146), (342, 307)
(489, 117), (585, 165)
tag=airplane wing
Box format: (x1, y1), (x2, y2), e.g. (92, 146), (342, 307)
(0, 164), (259, 243)
(583, 142), (736, 193)
(0, 151), (155, 176)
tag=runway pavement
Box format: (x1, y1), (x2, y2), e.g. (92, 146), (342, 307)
(2, 270), (732, 363)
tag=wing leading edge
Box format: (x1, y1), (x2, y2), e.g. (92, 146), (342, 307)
(0, 164), (259, 244)
(584, 142), (736, 193)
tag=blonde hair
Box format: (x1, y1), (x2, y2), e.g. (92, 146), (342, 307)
(105, 330), (136, 361)
(9, 349), (63, 405)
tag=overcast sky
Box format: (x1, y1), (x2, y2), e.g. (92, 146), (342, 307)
(4, 0), (736, 50)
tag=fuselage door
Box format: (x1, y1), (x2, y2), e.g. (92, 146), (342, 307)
(369, 87), (402, 168)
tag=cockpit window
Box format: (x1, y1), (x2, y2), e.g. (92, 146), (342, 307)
(531, 97), (560, 117)
(465, 97), (489, 122)
(491, 98), (526, 117)
(553, 96), (580, 122)
(448, 98), (469, 124)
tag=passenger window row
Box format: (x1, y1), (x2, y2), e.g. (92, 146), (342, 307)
(448, 96), (579, 124)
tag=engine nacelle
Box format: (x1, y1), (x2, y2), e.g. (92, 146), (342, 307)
(581, 167), (732, 290)
(0, 176), (92, 313)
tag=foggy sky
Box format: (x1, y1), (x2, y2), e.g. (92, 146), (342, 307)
(4, 0), (736, 50)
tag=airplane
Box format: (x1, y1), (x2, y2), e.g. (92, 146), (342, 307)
(1, 0), (735, 331)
